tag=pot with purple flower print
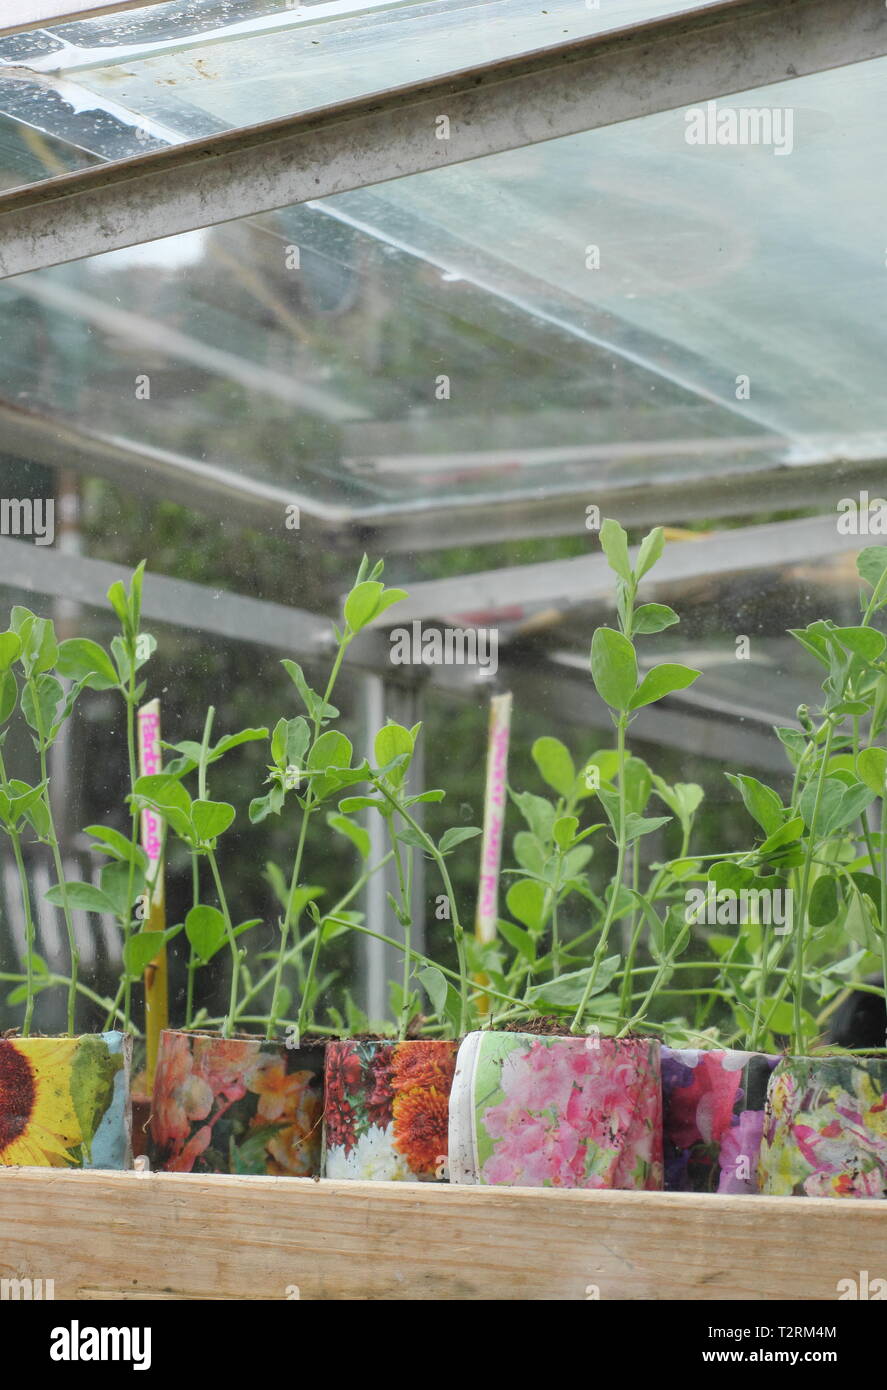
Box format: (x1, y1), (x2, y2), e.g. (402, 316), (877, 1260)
(661, 1048), (778, 1194)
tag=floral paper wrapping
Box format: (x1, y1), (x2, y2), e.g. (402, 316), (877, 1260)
(323, 1039), (457, 1181)
(661, 1048), (778, 1194)
(0, 1032), (131, 1169)
(449, 1031), (663, 1189)
(758, 1055), (887, 1198)
(150, 1030), (323, 1175)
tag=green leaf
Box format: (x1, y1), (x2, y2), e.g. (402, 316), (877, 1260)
(0, 670), (16, 725)
(22, 617), (58, 677)
(630, 663), (700, 711)
(185, 904), (227, 964)
(809, 874), (839, 929)
(326, 812), (371, 860)
(191, 799), (235, 841)
(100, 859), (145, 920)
(496, 917), (536, 962)
(55, 637), (119, 690)
(308, 730), (353, 773)
(374, 723), (414, 788)
(133, 773), (192, 815)
(417, 965), (461, 1032)
(506, 878), (547, 933)
(123, 930), (174, 979)
(21, 673), (62, 736)
(857, 546), (887, 592)
(344, 581), (407, 633)
(45, 881), (115, 914)
(0, 631), (21, 671)
(106, 580), (130, 632)
(831, 626), (886, 661)
(526, 957), (621, 1011)
(590, 628), (637, 711)
(632, 603), (679, 635)
(513, 831), (546, 876)
(844, 887), (880, 951)
(634, 527), (664, 581)
(800, 778), (875, 837)
(725, 773), (786, 838)
(510, 790), (556, 844)
(857, 747), (887, 797)
(553, 814), (578, 850)
(757, 816), (804, 855)
(531, 737), (576, 797)
(598, 518), (632, 582)
(439, 825), (482, 855)
(84, 825), (148, 868)
(624, 812), (672, 843)
(281, 660), (331, 722)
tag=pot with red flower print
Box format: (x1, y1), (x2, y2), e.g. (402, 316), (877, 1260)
(448, 1031), (663, 1189)
(149, 1030), (324, 1175)
(661, 1048), (778, 1194)
(323, 1039), (457, 1180)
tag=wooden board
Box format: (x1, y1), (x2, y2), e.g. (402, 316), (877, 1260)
(0, 1170), (884, 1300)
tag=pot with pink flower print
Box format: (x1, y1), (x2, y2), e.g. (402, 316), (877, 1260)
(149, 1030), (324, 1175)
(661, 1048), (778, 1194)
(448, 1031), (663, 1189)
(758, 1054), (887, 1198)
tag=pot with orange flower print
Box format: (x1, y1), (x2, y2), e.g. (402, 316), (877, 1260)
(149, 1030), (324, 1175)
(323, 1039), (457, 1181)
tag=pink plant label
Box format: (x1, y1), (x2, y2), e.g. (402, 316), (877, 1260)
(137, 702), (163, 866)
(475, 693), (512, 943)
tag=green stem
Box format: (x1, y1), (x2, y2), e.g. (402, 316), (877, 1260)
(186, 849), (200, 1029)
(269, 641), (348, 1035)
(9, 831), (37, 1035)
(571, 712), (628, 1033)
(209, 849), (240, 1039)
(792, 721), (835, 1053)
(36, 728), (78, 1035)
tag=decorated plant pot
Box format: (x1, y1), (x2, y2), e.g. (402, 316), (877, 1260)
(149, 1030), (324, 1175)
(0, 1032), (131, 1169)
(661, 1047), (778, 1194)
(323, 1039), (457, 1181)
(448, 1031), (663, 1189)
(758, 1054), (887, 1198)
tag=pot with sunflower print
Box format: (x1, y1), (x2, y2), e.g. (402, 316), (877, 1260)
(0, 1032), (132, 1169)
(448, 1031), (663, 1189)
(758, 1054), (887, 1198)
(149, 1030), (324, 1175)
(323, 1039), (457, 1181)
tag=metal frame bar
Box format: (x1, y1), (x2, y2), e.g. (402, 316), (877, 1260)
(5, 398), (887, 553)
(394, 514), (875, 622)
(0, 0), (885, 277)
(0, 1), (173, 36)
(0, 534), (792, 772)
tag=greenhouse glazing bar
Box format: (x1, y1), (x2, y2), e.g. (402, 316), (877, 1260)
(0, 536), (789, 773)
(0, 0), (885, 278)
(0, 0), (170, 37)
